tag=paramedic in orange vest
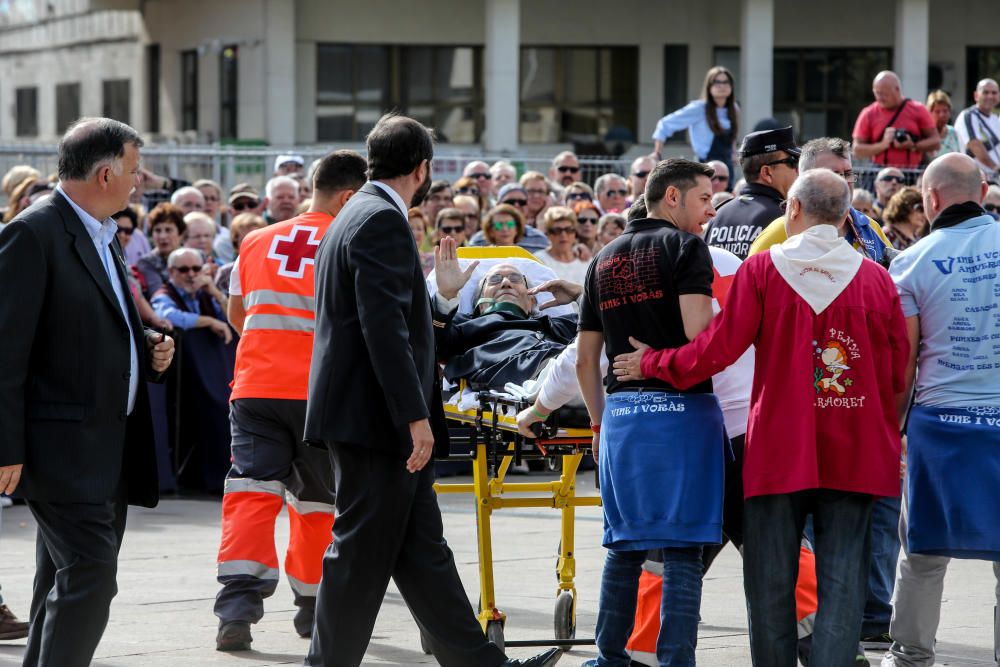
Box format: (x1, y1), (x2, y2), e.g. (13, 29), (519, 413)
(214, 150), (368, 652)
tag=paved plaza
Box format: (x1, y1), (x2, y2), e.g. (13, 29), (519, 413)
(0, 470), (996, 666)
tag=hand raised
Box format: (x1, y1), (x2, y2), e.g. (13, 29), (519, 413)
(529, 278), (584, 310)
(434, 237), (479, 300)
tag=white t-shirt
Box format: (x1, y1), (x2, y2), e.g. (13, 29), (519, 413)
(229, 257), (242, 295)
(954, 106), (1000, 173)
(533, 249), (590, 285)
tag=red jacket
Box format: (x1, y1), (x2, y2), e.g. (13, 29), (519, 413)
(641, 252), (908, 499)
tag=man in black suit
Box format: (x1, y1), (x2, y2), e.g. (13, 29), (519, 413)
(0, 117), (175, 667)
(304, 113), (559, 667)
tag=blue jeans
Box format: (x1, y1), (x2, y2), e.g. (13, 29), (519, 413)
(744, 490), (873, 667)
(595, 546), (703, 667)
(863, 494), (901, 636)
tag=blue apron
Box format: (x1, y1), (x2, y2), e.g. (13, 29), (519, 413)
(599, 391), (726, 551)
(906, 404), (1000, 560)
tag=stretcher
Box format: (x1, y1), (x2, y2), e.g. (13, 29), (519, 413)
(426, 247), (602, 653)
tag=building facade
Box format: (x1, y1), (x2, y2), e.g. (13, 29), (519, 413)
(1, 0), (998, 155)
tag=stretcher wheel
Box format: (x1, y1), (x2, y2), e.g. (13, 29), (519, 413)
(553, 590), (576, 651)
(420, 630), (433, 655)
(486, 620), (505, 653)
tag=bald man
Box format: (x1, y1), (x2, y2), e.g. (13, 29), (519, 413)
(883, 153), (1000, 667)
(853, 71), (939, 169)
(954, 78), (1000, 178)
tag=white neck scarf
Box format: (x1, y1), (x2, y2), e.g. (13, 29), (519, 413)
(769, 224), (863, 314)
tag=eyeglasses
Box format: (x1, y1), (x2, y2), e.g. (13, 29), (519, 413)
(457, 186), (480, 196)
(984, 203), (999, 213)
(556, 166), (580, 174)
(232, 199), (259, 211)
(503, 198), (528, 207)
(439, 225), (464, 234)
(603, 189), (628, 197)
(548, 226), (577, 236)
(526, 188), (548, 197)
(764, 157), (798, 170)
(711, 175), (729, 183)
(632, 170), (650, 179)
(566, 192), (592, 201)
(117, 226), (135, 235)
(878, 175), (905, 184)
(492, 219), (517, 231)
(711, 78), (732, 86)
(577, 217), (599, 225)
(173, 265), (203, 274)
(485, 272), (526, 285)
(467, 172), (491, 180)
(831, 170), (856, 184)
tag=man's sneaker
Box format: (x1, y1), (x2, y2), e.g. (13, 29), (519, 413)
(861, 631), (893, 650)
(293, 606), (314, 638)
(0, 605), (28, 640)
(216, 621), (252, 651)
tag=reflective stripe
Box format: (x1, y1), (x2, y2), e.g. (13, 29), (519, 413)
(628, 651), (656, 667)
(287, 573), (320, 597)
(285, 493), (335, 516)
(224, 477), (286, 497)
(218, 559), (280, 580)
(244, 289), (315, 312)
(243, 313), (315, 333)
(641, 559), (663, 577)
(797, 611), (816, 639)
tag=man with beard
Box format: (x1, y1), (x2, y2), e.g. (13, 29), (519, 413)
(304, 113), (560, 667)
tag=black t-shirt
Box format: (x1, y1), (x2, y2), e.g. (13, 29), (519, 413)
(579, 218), (714, 394)
(703, 182), (784, 259)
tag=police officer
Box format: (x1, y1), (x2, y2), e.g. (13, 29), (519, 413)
(703, 126), (800, 259)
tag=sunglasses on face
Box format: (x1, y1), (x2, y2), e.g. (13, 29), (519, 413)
(485, 272), (525, 285)
(232, 199), (260, 211)
(548, 226), (576, 236)
(879, 175), (905, 184)
(765, 157), (799, 169)
(566, 192), (592, 201)
(503, 198), (528, 207)
(603, 189), (628, 197)
(632, 170), (650, 179)
(492, 219), (517, 231)
(984, 203), (999, 213)
(117, 226), (135, 235)
(577, 217), (599, 225)
(557, 166), (580, 174)
(173, 265), (203, 274)
(711, 78), (732, 86)
(439, 225), (464, 234)
(467, 172), (491, 180)
(457, 187), (480, 196)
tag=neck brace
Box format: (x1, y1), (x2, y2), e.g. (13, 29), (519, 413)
(476, 298), (528, 318)
(769, 224), (862, 315)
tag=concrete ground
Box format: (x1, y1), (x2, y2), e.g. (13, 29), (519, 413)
(0, 470), (996, 666)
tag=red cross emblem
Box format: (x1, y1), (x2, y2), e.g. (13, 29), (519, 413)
(711, 265), (735, 308)
(267, 225), (321, 278)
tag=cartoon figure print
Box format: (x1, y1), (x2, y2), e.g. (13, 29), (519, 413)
(814, 340), (852, 395)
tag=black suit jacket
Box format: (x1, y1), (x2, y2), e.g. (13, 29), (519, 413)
(306, 182), (448, 457)
(0, 191), (159, 507)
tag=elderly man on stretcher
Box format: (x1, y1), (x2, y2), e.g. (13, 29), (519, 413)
(430, 238), (580, 392)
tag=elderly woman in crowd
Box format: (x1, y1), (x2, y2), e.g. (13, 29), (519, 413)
(573, 201), (602, 255)
(452, 175), (489, 213)
(926, 89), (961, 159)
(113, 207), (171, 331)
(534, 206), (589, 284)
(882, 186), (928, 250)
(137, 202), (186, 296)
(215, 212), (267, 294)
(481, 204), (526, 248)
(598, 213), (626, 245)
(519, 171), (551, 228)
(563, 181), (595, 205)
(452, 193), (482, 238)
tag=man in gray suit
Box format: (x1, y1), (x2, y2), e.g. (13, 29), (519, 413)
(304, 113), (559, 667)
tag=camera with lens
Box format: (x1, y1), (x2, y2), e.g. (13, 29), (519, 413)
(894, 129), (914, 144)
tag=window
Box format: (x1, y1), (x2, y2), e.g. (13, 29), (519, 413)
(55, 83), (80, 134)
(967, 47), (1000, 107)
(102, 79), (131, 125)
(315, 44), (483, 143)
(181, 49), (198, 131)
(772, 48), (891, 142)
(519, 46), (638, 145)
(147, 44), (161, 133)
(15, 87), (38, 137)
(219, 45), (238, 139)
(660, 45), (689, 143)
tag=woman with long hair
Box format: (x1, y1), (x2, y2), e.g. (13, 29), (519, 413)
(652, 66), (739, 176)
(881, 186), (928, 251)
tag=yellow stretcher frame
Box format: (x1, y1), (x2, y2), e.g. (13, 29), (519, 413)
(429, 246), (602, 652)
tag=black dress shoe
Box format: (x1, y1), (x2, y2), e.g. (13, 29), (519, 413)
(500, 647), (562, 667)
(216, 621), (252, 651)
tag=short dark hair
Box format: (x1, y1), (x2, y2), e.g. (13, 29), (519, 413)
(428, 179), (452, 196)
(644, 158), (714, 207)
(57, 117), (143, 181)
(365, 113), (434, 181)
(112, 206), (138, 228)
(312, 149), (368, 196)
(739, 153), (773, 183)
(147, 202), (186, 235)
(627, 194), (647, 221)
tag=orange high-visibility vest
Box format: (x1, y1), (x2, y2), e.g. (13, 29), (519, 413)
(230, 211), (333, 401)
